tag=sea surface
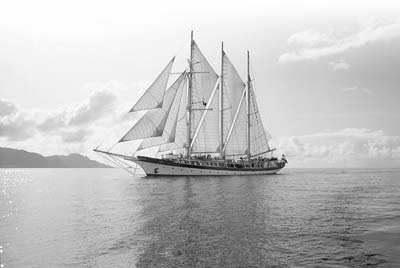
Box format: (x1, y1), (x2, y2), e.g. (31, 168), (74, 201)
(0, 168), (399, 268)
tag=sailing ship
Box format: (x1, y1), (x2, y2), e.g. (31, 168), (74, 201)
(94, 32), (287, 176)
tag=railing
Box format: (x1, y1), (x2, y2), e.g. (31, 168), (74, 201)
(173, 157), (284, 169)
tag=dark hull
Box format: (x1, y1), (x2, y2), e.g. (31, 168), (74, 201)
(127, 156), (285, 176)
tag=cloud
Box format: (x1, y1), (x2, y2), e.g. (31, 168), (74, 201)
(69, 89), (118, 126)
(1, 88), (122, 143)
(329, 58), (351, 70)
(38, 111), (68, 131)
(38, 89), (119, 132)
(0, 81), (144, 164)
(0, 112), (37, 141)
(342, 86), (371, 94)
(37, 89), (122, 145)
(0, 99), (37, 141)
(60, 129), (92, 143)
(287, 28), (335, 48)
(279, 17), (400, 63)
(0, 99), (18, 117)
(274, 128), (400, 168)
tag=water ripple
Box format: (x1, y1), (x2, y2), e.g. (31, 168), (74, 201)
(0, 168), (399, 267)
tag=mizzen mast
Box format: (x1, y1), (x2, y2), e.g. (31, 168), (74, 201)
(246, 50), (251, 160)
(186, 30), (194, 156)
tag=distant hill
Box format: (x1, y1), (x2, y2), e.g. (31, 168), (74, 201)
(0, 147), (111, 168)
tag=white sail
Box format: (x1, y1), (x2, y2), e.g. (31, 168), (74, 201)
(222, 52), (246, 144)
(223, 88), (248, 157)
(120, 72), (184, 142)
(190, 42), (218, 141)
(158, 76), (188, 152)
(249, 82), (271, 156)
(137, 73), (187, 150)
(130, 57), (175, 112)
(191, 82), (220, 153)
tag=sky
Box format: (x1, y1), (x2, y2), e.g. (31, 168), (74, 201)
(1, 0), (400, 168)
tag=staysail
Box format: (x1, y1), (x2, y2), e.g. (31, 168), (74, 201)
(129, 57), (175, 112)
(137, 72), (187, 150)
(119, 71), (184, 142)
(249, 82), (271, 156)
(157, 79), (188, 153)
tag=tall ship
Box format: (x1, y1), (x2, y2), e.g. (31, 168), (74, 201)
(95, 32), (287, 176)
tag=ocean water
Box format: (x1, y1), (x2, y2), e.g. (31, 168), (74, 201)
(0, 168), (399, 268)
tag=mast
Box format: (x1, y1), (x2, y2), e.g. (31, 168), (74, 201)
(186, 31), (194, 156)
(246, 51), (251, 159)
(219, 42), (224, 158)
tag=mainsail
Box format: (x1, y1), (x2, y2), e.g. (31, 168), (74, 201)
(223, 88), (248, 156)
(190, 41), (219, 149)
(191, 81), (220, 153)
(222, 52), (246, 151)
(129, 57), (175, 112)
(119, 71), (184, 142)
(190, 49), (246, 154)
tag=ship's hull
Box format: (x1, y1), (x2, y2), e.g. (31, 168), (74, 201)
(127, 156), (284, 176)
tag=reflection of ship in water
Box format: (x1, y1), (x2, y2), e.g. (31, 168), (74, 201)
(134, 176), (274, 267)
(95, 32), (287, 176)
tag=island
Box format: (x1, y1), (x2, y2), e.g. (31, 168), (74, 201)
(0, 147), (111, 168)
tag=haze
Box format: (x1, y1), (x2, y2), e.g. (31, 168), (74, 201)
(1, 0), (400, 168)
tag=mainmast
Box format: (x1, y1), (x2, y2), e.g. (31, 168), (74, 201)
(219, 42), (224, 158)
(186, 31), (194, 156)
(246, 51), (251, 160)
